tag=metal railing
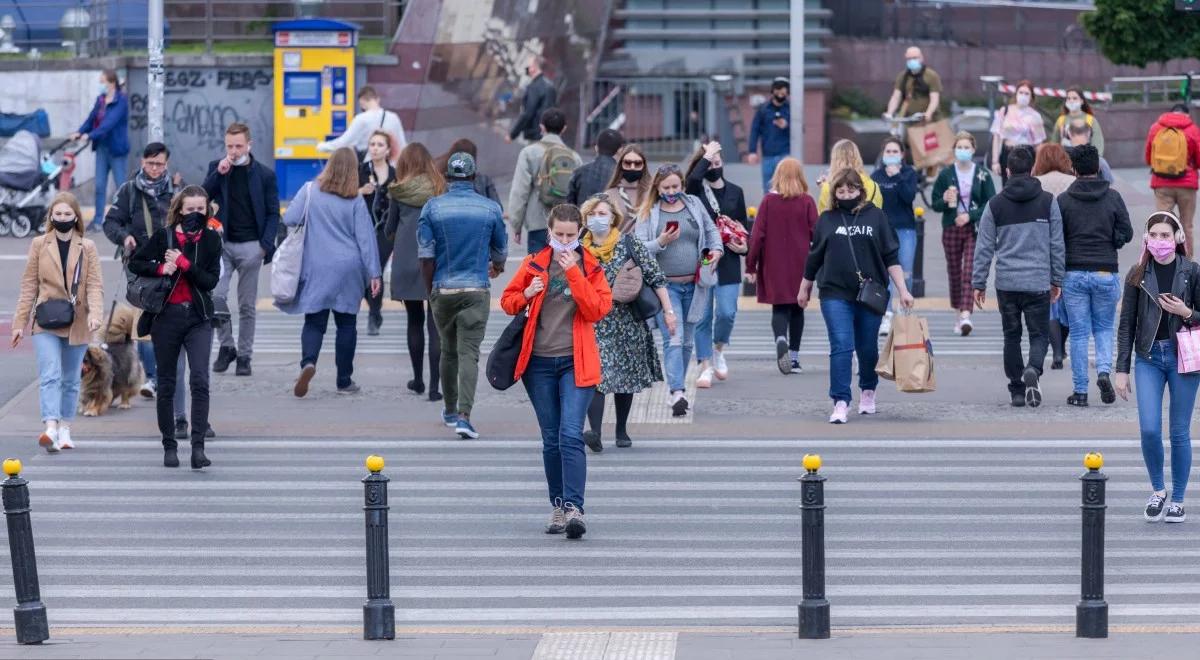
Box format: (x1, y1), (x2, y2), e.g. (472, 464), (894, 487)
(163, 0), (404, 53)
(1107, 74), (1200, 107)
(585, 77), (719, 159)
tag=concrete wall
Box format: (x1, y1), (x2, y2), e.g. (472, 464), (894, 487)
(0, 68), (104, 190)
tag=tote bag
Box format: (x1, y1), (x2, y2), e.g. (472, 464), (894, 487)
(270, 182), (311, 305)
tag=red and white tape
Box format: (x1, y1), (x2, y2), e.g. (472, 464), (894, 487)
(997, 83), (1112, 103)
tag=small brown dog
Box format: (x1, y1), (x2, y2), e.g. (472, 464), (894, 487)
(79, 341), (143, 416)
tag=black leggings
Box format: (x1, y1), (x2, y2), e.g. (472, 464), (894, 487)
(771, 304), (805, 351)
(151, 303), (212, 449)
(587, 390), (634, 438)
(404, 300), (440, 392)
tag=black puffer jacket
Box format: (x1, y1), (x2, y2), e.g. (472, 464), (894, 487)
(1057, 177), (1133, 273)
(1116, 256), (1200, 373)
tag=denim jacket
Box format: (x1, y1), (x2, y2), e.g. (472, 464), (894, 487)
(417, 181), (508, 289)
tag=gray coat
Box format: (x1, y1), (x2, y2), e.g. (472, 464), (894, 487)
(277, 184), (381, 315)
(385, 200), (428, 301)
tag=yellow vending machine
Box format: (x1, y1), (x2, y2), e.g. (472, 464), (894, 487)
(271, 19), (359, 200)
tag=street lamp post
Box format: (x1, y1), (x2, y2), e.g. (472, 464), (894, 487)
(789, 0), (805, 160)
(147, 0), (165, 143)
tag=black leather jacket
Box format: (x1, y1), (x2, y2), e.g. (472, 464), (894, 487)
(1116, 256), (1200, 373)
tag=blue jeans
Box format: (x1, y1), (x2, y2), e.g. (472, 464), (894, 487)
(820, 298), (883, 403)
(761, 154), (786, 194)
(33, 332), (88, 422)
(527, 229), (548, 256)
(1136, 340), (1200, 502)
(887, 228), (917, 307)
(522, 355), (592, 511)
(1062, 270), (1121, 394)
(657, 282), (697, 392)
(93, 146), (127, 225)
(301, 310), (358, 389)
(695, 283), (740, 361)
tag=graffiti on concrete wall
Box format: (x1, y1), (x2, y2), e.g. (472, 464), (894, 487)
(127, 67), (274, 186)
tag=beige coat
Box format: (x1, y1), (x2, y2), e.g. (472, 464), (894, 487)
(14, 233), (104, 346)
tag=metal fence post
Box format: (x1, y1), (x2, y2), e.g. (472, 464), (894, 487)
(2, 459), (48, 645)
(363, 455), (395, 640)
(912, 211), (926, 298)
(1077, 452), (1107, 639)
(798, 454), (829, 639)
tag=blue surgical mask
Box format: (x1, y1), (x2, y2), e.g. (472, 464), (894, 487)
(954, 148), (974, 162)
(586, 215), (611, 235)
(882, 154), (902, 167)
(550, 237), (580, 253)
(99, 83), (109, 96)
(660, 191), (683, 204)
(906, 58), (922, 73)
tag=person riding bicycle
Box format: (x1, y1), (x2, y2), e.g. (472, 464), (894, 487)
(885, 46), (942, 123)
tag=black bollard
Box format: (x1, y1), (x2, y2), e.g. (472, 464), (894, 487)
(362, 455), (395, 640)
(1077, 452), (1108, 639)
(911, 212), (926, 298)
(798, 454), (830, 639)
(2, 459), (49, 645)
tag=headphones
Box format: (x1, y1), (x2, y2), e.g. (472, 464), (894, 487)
(1145, 211), (1186, 245)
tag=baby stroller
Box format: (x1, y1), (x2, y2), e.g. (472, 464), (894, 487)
(0, 131), (86, 238)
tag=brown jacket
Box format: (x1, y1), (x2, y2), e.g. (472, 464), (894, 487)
(14, 233), (104, 346)
(103, 301), (148, 343)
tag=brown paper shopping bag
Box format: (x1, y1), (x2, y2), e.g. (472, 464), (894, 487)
(890, 313), (936, 393)
(906, 119), (954, 170)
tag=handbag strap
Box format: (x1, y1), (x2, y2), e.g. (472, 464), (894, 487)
(299, 182), (313, 228)
(66, 242), (83, 304)
(140, 193), (154, 238)
(836, 211), (866, 283)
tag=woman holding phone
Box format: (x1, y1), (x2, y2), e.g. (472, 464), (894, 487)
(1115, 211), (1200, 524)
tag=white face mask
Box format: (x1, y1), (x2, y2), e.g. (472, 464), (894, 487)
(586, 215), (611, 235)
(1065, 100), (1082, 113)
(232, 154), (250, 166)
(1016, 93), (1032, 108)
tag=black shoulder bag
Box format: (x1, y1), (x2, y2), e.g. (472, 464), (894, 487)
(34, 242), (83, 330)
(838, 211), (890, 316)
(126, 229), (178, 314)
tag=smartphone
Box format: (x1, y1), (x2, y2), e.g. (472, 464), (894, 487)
(666, 221), (680, 232)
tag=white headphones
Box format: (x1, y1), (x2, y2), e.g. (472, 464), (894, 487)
(1145, 211), (1186, 245)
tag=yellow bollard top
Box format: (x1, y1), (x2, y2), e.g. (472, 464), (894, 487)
(365, 455), (385, 473)
(914, 207), (925, 217)
(802, 454), (822, 473)
(1084, 452), (1103, 470)
(2, 458), (21, 476)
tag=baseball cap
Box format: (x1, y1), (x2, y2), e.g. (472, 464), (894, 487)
(771, 77), (790, 91)
(446, 152), (476, 179)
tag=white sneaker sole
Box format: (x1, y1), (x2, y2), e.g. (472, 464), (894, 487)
(1146, 510), (1166, 522)
(1166, 513), (1187, 523)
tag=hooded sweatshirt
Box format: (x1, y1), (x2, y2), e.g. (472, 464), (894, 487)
(1145, 112), (1200, 190)
(972, 175), (1064, 293)
(1057, 178), (1133, 273)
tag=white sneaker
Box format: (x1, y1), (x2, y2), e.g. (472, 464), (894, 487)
(696, 367), (714, 389)
(829, 401), (849, 424)
(38, 426), (59, 454)
(879, 312), (893, 337)
(57, 426), (74, 449)
(959, 316), (973, 337)
(139, 381), (156, 399)
(953, 319), (964, 336)
(713, 351), (729, 380)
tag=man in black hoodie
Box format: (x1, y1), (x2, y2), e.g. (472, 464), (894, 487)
(1058, 144), (1134, 407)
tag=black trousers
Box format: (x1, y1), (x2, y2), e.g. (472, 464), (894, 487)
(771, 304), (805, 351)
(366, 229), (394, 318)
(996, 290), (1050, 394)
(151, 303), (213, 449)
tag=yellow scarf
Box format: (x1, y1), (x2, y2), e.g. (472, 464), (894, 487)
(583, 228), (622, 263)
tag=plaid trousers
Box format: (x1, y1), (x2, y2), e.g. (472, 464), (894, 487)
(942, 223), (976, 313)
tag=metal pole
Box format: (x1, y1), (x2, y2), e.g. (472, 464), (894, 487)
(797, 454), (829, 639)
(147, 0), (165, 144)
(204, 0), (213, 56)
(789, 0), (805, 160)
(362, 455), (394, 640)
(2, 459), (49, 645)
(911, 212), (926, 298)
(1077, 452), (1108, 639)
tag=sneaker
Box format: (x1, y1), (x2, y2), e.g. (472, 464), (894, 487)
(776, 337), (791, 375)
(38, 426), (59, 454)
(858, 390), (877, 415)
(1166, 503), (1187, 523)
(545, 502), (566, 534)
(441, 411), (458, 427)
(235, 357), (252, 377)
(1145, 493), (1167, 522)
(57, 426), (74, 449)
(791, 360), (803, 374)
(213, 346), (237, 373)
(583, 430), (603, 453)
(670, 392), (689, 417)
(294, 364), (316, 398)
(1067, 392), (1089, 407)
(959, 316), (973, 337)
(1010, 391), (1026, 407)
(139, 380), (156, 399)
(1097, 373), (1116, 405)
(336, 381), (361, 395)
(456, 418), (480, 439)
(879, 312), (893, 337)
(1022, 367), (1042, 408)
(829, 401), (849, 424)
(696, 367), (714, 389)
(563, 503), (587, 540)
(713, 351), (729, 380)
(953, 319), (964, 336)
(175, 418), (189, 440)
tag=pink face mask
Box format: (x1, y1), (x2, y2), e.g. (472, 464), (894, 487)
(1146, 237), (1177, 262)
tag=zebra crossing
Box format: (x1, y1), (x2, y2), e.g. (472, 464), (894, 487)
(1, 436), (1192, 629)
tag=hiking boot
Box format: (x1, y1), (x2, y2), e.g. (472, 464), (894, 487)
(235, 357), (252, 377)
(1097, 373), (1116, 405)
(564, 503), (587, 540)
(213, 347), (237, 373)
(1067, 392), (1089, 407)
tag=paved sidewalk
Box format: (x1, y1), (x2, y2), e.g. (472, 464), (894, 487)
(0, 630), (1196, 659)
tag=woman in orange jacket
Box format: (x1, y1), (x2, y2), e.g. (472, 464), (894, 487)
(501, 204), (613, 540)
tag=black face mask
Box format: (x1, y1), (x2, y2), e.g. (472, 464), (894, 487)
(52, 220), (76, 234)
(773, 93), (788, 104)
(181, 212), (206, 233)
(836, 197), (860, 212)
(525, 66), (533, 77)
(703, 167), (723, 182)
(621, 169), (643, 183)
